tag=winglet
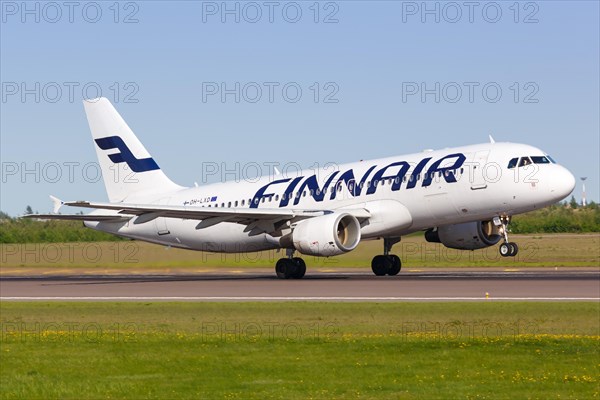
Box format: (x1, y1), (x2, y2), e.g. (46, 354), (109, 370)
(49, 195), (63, 213)
(489, 135), (496, 144)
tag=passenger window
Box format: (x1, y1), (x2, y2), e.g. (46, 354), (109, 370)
(519, 157), (532, 167)
(241, 200), (245, 206)
(531, 156), (550, 164)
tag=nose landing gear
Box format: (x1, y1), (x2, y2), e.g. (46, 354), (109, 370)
(495, 216), (519, 257)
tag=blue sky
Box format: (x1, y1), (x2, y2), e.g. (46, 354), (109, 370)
(1, 1), (598, 215)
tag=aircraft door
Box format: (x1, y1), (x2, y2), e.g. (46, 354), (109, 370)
(470, 150), (490, 190)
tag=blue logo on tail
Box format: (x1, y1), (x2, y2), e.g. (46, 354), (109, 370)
(95, 136), (159, 173)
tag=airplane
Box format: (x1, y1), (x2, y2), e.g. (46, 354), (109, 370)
(24, 98), (576, 279)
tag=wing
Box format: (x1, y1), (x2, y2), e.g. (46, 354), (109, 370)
(24, 198), (371, 236)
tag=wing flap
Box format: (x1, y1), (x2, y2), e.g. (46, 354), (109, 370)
(64, 200), (326, 222)
(21, 214), (131, 222)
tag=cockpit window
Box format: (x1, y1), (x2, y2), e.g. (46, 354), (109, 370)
(507, 158), (518, 169)
(531, 156), (550, 164)
(518, 157), (532, 167)
(547, 155), (556, 163)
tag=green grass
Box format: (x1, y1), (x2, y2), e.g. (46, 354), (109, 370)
(1, 302), (599, 399)
(1, 234), (599, 273)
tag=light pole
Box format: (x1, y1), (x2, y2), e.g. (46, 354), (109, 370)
(580, 177), (587, 207)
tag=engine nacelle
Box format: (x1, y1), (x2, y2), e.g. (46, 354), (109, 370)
(285, 213), (361, 257)
(425, 221), (502, 250)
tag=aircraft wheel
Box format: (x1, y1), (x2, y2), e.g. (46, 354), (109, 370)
(371, 255), (391, 276)
(276, 258), (306, 279)
(276, 258), (296, 279)
(388, 255), (401, 276)
(499, 243), (511, 257)
(291, 258), (306, 279)
(509, 242), (519, 257)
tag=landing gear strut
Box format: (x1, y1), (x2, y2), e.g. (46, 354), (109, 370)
(371, 237), (402, 276)
(496, 216), (519, 257)
(275, 249), (306, 279)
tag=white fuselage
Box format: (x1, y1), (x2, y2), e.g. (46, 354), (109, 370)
(86, 141), (575, 253)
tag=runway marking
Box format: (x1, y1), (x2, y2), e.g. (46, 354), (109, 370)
(2, 296), (599, 301)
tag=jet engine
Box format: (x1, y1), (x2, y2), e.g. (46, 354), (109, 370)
(425, 221), (502, 250)
(282, 212), (361, 257)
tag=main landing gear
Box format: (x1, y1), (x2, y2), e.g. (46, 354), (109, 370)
(371, 237), (402, 276)
(275, 249), (306, 279)
(496, 216), (519, 257)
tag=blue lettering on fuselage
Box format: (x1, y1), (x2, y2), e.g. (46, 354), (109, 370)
(366, 161), (410, 194)
(330, 165), (377, 199)
(250, 178), (291, 208)
(250, 153), (466, 208)
(279, 176), (304, 207)
(422, 153), (466, 187)
(293, 172), (339, 206)
(406, 157), (432, 189)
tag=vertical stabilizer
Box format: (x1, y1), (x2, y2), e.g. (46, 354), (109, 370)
(83, 98), (183, 202)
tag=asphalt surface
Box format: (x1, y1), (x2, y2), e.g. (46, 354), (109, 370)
(1, 269), (598, 301)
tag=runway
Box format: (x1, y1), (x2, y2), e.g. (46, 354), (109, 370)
(1, 269), (598, 301)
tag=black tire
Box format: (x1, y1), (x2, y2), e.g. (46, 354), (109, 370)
(371, 255), (390, 276)
(292, 258), (306, 279)
(275, 259), (288, 279)
(499, 243), (511, 257)
(387, 255), (401, 276)
(276, 258), (296, 279)
(509, 242), (519, 257)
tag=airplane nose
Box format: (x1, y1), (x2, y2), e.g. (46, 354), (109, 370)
(550, 166), (576, 201)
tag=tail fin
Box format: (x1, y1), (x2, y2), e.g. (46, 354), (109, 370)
(83, 98), (183, 203)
